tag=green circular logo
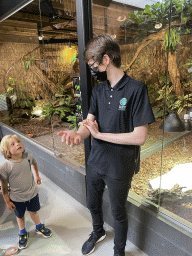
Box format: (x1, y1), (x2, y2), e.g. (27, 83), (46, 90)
(120, 98), (127, 106)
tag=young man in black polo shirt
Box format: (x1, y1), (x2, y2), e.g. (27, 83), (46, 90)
(57, 34), (155, 256)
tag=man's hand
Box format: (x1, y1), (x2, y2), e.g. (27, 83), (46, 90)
(83, 120), (100, 139)
(57, 130), (82, 147)
(7, 201), (15, 211)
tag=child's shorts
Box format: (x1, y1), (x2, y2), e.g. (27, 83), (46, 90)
(11, 194), (41, 218)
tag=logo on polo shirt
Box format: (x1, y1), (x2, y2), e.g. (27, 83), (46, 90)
(119, 98), (127, 111)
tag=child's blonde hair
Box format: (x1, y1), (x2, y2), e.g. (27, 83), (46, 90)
(0, 135), (24, 159)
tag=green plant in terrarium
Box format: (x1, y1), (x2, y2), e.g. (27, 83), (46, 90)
(156, 76), (192, 114)
(76, 104), (81, 111)
(55, 94), (73, 106)
(66, 115), (77, 130)
(42, 102), (73, 120)
(163, 28), (181, 53)
(6, 77), (36, 111)
(42, 93), (74, 120)
(23, 56), (36, 70)
(56, 84), (66, 94)
(75, 84), (81, 91)
(148, 84), (159, 106)
(182, 57), (192, 73)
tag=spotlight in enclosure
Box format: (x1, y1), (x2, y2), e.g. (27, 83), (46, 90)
(183, 114), (191, 131)
(155, 23), (162, 29)
(68, 42), (72, 49)
(159, 112), (185, 132)
(117, 15), (126, 22)
(38, 35), (44, 41)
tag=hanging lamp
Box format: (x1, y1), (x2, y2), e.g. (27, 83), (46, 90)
(183, 113), (191, 131)
(159, 112), (185, 132)
(188, 73), (192, 126)
(189, 108), (192, 125)
(183, 72), (192, 131)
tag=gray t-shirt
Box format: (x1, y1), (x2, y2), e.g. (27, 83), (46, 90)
(0, 152), (39, 202)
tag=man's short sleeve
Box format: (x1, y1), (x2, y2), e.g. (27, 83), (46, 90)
(132, 83), (155, 127)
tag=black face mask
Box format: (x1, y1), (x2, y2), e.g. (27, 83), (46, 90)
(89, 66), (107, 81)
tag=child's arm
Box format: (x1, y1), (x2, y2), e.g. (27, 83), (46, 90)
(1, 179), (15, 211)
(32, 162), (41, 185)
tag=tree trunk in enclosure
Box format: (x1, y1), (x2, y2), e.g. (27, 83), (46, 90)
(122, 26), (184, 97)
(168, 51), (183, 97)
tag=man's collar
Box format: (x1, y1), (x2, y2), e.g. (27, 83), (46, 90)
(104, 73), (130, 91)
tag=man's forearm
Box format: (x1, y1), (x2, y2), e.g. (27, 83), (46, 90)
(77, 125), (91, 141)
(96, 125), (148, 146)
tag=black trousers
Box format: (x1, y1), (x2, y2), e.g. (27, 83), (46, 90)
(86, 167), (132, 254)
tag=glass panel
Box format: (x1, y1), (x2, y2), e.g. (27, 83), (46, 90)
(0, 0), (85, 165)
(156, 0), (192, 225)
(92, 0), (192, 227)
(126, 0), (192, 226)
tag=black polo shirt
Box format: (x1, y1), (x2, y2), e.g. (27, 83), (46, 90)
(87, 73), (155, 180)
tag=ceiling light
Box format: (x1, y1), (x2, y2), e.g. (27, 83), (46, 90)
(38, 36), (44, 41)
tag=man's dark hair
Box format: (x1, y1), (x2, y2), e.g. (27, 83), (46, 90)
(83, 34), (121, 68)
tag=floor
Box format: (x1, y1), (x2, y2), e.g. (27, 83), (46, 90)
(0, 153), (148, 256)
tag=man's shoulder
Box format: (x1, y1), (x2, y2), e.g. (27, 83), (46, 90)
(124, 75), (146, 92)
(92, 81), (107, 94)
(126, 75), (145, 87)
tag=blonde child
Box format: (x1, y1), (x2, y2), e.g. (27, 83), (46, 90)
(0, 135), (52, 250)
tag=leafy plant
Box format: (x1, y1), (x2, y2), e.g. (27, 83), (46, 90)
(42, 103), (72, 120)
(163, 28), (181, 52)
(156, 76), (192, 114)
(55, 94), (72, 106)
(75, 84), (81, 91)
(121, 0), (192, 42)
(148, 84), (159, 106)
(6, 77), (36, 111)
(182, 57), (192, 73)
(23, 56), (36, 70)
(66, 115), (77, 130)
(76, 104), (81, 111)
(42, 93), (74, 121)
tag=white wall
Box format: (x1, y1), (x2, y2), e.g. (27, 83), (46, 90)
(113, 0), (162, 9)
